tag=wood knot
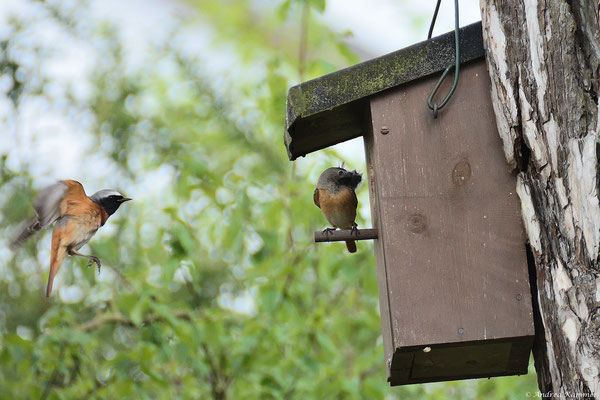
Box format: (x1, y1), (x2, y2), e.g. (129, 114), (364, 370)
(406, 214), (427, 234)
(452, 160), (471, 186)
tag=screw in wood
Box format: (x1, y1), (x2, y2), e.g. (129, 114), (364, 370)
(380, 126), (389, 135)
(516, 294), (522, 301)
(458, 327), (464, 335)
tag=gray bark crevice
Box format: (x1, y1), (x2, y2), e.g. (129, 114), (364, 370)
(480, 0), (600, 398)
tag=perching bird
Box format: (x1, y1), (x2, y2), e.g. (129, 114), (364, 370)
(10, 180), (131, 296)
(314, 167), (362, 253)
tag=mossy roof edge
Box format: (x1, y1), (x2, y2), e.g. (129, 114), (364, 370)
(285, 22), (484, 159)
(286, 22), (483, 126)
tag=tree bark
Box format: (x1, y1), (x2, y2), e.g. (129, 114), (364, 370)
(480, 1), (600, 398)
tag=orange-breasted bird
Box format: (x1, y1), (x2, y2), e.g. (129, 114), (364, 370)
(10, 180), (131, 296)
(314, 167), (362, 253)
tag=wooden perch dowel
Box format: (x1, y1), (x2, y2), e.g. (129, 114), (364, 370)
(314, 228), (378, 243)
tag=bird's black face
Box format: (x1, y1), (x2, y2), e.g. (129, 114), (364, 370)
(335, 168), (362, 190)
(99, 194), (131, 215)
(91, 190), (132, 215)
(317, 166), (362, 193)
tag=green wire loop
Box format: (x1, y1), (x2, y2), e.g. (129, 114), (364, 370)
(427, 0), (460, 118)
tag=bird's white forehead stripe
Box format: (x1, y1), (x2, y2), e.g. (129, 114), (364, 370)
(90, 189), (123, 201)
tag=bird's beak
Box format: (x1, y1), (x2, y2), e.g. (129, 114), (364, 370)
(343, 170), (359, 179)
(348, 170), (362, 185)
(120, 197), (133, 203)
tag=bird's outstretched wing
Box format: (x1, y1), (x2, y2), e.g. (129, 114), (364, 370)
(10, 181), (68, 249)
(34, 181), (69, 228)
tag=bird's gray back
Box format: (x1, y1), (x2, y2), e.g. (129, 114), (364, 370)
(316, 167), (345, 191)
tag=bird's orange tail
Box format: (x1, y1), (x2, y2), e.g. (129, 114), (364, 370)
(46, 233), (66, 297)
(345, 240), (357, 253)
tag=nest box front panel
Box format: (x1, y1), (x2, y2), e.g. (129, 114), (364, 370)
(365, 59), (534, 385)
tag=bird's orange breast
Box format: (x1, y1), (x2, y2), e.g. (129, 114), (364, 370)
(60, 180), (109, 226)
(317, 187), (357, 229)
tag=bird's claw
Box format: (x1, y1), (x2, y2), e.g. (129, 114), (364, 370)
(87, 256), (102, 275)
(322, 227), (336, 236)
(350, 223), (359, 237)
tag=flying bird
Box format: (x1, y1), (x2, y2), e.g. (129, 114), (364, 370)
(314, 167), (362, 253)
(10, 180), (131, 296)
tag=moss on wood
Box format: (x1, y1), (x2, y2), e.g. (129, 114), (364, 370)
(285, 22), (485, 160)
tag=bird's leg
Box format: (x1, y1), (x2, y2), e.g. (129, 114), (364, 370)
(350, 222), (359, 237)
(68, 249), (102, 275)
(322, 227), (336, 236)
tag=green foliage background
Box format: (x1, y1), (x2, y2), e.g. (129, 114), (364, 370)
(0, 0), (538, 398)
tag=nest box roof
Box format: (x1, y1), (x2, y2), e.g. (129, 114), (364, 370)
(284, 21), (485, 160)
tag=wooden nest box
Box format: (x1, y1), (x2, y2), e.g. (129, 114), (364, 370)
(285, 22), (535, 386)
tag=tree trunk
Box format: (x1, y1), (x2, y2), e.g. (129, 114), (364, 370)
(480, 0), (600, 397)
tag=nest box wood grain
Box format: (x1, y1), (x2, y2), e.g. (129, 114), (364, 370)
(284, 22), (534, 386)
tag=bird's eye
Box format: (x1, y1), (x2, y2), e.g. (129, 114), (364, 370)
(338, 170), (344, 176)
